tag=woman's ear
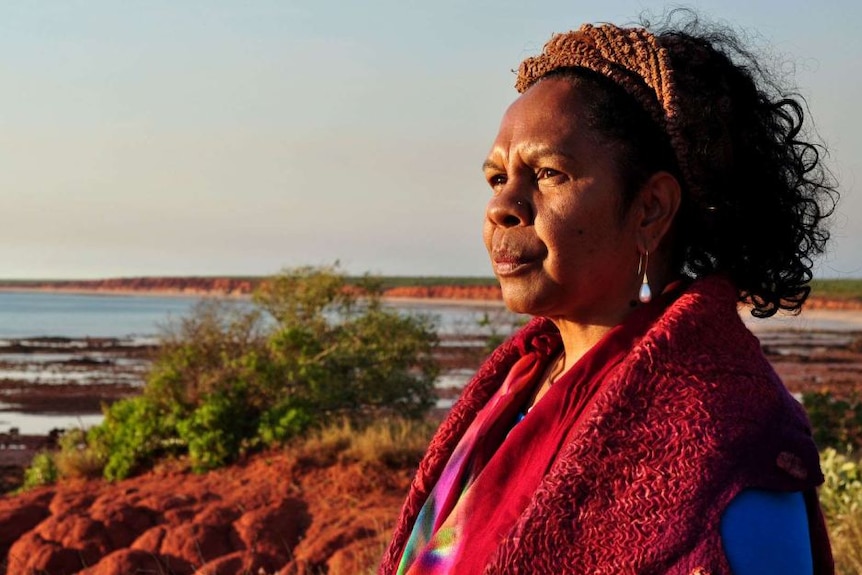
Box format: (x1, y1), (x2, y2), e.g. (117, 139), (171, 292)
(636, 171), (681, 252)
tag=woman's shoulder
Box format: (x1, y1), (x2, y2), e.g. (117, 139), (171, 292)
(632, 276), (771, 381)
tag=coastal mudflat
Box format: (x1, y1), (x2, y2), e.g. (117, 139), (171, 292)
(0, 337), (153, 491)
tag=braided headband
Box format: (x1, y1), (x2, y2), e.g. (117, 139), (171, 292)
(515, 23), (692, 195)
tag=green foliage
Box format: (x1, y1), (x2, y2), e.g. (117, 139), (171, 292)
(89, 395), (185, 481)
(177, 389), (256, 472)
(145, 299), (267, 408)
(46, 264), (440, 482)
(802, 393), (862, 573)
(810, 279), (862, 301)
(802, 391), (862, 451)
(20, 451), (58, 490)
(819, 448), (862, 574)
(820, 448), (862, 518)
(257, 399), (314, 446)
(255, 266), (439, 420)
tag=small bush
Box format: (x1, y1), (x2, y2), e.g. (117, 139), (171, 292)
(802, 391), (862, 451)
(90, 395), (185, 481)
(258, 399), (314, 446)
(819, 448), (862, 518)
(819, 448), (862, 574)
(20, 451), (58, 491)
(177, 389), (257, 473)
(36, 265), (441, 483)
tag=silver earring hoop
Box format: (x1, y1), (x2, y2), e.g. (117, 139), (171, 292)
(638, 250), (652, 303)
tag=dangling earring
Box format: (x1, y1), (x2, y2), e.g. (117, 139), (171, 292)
(638, 250), (652, 303)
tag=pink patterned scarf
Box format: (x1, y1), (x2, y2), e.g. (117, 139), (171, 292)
(397, 293), (675, 574)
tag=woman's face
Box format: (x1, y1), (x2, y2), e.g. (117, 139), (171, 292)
(482, 77), (644, 326)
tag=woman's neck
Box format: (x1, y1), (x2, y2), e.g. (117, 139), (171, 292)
(553, 321), (614, 369)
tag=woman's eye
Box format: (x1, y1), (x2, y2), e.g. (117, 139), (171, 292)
(488, 174), (507, 188)
(536, 168), (560, 180)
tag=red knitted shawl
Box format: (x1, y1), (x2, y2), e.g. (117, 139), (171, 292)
(380, 276), (833, 575)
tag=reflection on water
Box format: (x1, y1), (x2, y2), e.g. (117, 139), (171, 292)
(0, 291), (202, 339)
(0, 410), (103, 436)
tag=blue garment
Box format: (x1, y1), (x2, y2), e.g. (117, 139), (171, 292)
(720, 489), (812, 575)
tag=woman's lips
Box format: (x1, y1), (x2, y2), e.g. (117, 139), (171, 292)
(491, 250), (541, 276)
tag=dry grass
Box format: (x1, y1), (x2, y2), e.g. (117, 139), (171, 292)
(820, 448), (862, 574)
(829, 510), (862, 575)
(292, 417), (436, 469)
(53, 428), (105, 480)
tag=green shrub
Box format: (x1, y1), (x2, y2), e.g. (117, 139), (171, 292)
(819, 448), (862, 574)
(90, 395), (185, 481)
(803, 391), (862, 451)
(177, 389), (256, 472)
(819, 447), (862, 518)
(257, 267), (439, 419)
(53, 264), (440, 482)
(20, 451), (58, 490)
(145, 298), (267, 408)
(258, 399), (314, 446)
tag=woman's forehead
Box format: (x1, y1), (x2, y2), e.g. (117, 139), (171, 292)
(491, 79), (596, 150)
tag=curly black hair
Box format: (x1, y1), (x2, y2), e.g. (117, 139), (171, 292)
(527, 11), (839, 317)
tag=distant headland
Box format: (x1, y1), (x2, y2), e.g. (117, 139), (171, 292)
(1, 276), (860, 309)
(0, 276), (505, 302)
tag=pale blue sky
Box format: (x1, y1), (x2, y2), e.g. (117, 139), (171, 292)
(2, 1), (860, 279)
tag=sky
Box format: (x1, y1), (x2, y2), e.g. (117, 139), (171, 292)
(2, 0), (860, 279)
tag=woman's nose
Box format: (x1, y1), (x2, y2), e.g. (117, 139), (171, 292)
(486, 187), (532, 227)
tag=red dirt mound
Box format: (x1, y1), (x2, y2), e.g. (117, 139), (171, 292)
(0, 451), (411, 575)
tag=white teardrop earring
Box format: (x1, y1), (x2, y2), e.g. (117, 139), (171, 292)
(638, 250), (652, 304)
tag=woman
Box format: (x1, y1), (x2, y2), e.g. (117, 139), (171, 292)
(381, 15), (837, 575)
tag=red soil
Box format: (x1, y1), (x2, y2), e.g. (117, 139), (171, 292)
(0, 451), (412, 575)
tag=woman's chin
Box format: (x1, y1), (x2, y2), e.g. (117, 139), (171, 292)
(500, 284), (546, 317)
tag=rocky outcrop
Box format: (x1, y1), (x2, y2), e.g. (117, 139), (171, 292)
(0, 278), (259, 297)
(0, 452), (411, 575)
(0, 278), (505, 302)
(382, 285), (502, 301)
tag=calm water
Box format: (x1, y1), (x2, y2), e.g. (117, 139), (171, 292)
(0, 291), (205, 339)
(0, 291), (522, 340)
